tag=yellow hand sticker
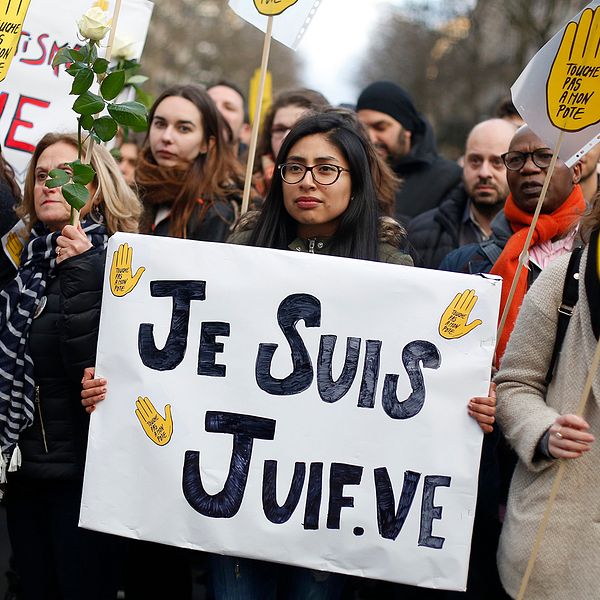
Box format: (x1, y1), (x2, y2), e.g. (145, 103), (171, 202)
(0, 0), (32, 82)
(253, 0), (298, 16)
(110, 242), (145, 297)
(6, 231), (23, 267)
(135, 396), (173, 446)
(439, 289), (483, 340)
(547, 7), (600, 132)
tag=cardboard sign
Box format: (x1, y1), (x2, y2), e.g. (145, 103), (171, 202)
(80, 233), (502, 591)
(512, 0), (600, 166)
(0, 0), (31, 82)
(0, 0), (153, 184)
(228, 0), (323, 50)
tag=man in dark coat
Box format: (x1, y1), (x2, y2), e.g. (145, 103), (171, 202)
(356, 80), (462, 224)
(407, 118), (517, 269)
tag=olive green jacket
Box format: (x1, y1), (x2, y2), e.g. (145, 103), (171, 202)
(227, 212), (413, 266)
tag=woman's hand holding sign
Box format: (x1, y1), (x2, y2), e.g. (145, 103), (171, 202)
(547, 6), (600, 132)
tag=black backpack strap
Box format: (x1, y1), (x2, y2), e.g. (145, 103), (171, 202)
(545, 246), (583, 385)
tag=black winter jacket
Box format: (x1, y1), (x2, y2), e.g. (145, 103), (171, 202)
(438, 212), (513, 275)
(392, 122), (462, 225)
(16, 247), (106, 481)
(407, 183), (471, 269)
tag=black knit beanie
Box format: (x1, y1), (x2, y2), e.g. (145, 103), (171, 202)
(356, 81), (424, 135)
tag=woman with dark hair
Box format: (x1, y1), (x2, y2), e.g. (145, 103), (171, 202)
(81, 113), (494, 599)
(0, 132), (141, 600)
(0, 146), (23, 290)
(253, 88), (329, 196)
(236, 111), (408, 265)
(136, 83), (247, 241)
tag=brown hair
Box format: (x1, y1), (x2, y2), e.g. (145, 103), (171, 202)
(254, 88), (329, 171)
(18, 133), (141, 234)
(136, 83), (244, 237)
(0, 148), (21, 201)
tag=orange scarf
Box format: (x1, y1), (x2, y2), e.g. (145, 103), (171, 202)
(491, 184), (585, 364)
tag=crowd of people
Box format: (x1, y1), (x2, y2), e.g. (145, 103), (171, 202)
(0, 75), (599, 600)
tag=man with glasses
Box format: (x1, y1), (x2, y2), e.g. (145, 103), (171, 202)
(440, 126), (583, 278)
(356, 80), (461, 224)
(407, 119), (516, 269)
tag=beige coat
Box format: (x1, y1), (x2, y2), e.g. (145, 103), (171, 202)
(495, 248), (600, 599)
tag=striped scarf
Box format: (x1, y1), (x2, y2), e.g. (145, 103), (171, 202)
(0, 218), (108, 474)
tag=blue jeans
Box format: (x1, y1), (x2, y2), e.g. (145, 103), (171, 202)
(210, 554), (345, 600)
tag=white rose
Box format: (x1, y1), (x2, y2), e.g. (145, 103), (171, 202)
(77, 7), (111, 42)
(112, 35), (137, 61)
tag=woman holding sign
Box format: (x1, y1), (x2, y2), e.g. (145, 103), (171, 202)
(0, 132), (140, 600)
(81, 112), (496, 599)
(136, 83), (250, 242)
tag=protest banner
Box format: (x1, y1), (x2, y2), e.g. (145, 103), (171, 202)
(0, 0), (31, 82)
(0, 0), (153, 184)
(80, 233), (501, 591)
(512, 0), (600, 167)
(498, 2), (600, 357)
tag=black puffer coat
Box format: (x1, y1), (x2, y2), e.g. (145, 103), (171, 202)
(407, 182), (470, 269)
(16, 247), (105, 480)
(392, 122), (462, 225)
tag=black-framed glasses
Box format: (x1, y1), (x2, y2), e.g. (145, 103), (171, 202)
(501, 149), (554, 171)
(279, 163), (350, 185)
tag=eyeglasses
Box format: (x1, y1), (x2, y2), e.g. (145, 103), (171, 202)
(279, 163), (350, 185)
(501, 149), (554, 171)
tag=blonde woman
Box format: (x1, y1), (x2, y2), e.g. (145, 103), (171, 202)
(0, 132), (141, 600)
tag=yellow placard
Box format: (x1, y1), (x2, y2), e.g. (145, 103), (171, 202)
(0, 0), (32, 83)
(248, 67), (272, 127)
(253, 0), (298, 17)
(546, 6), (600, 132)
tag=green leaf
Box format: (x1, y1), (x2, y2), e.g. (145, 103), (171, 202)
(126, 75), (148, 86)
(107, 101), (148, 129)
(52, 47), (84, 67)
(73, 91), (105, 116)
(45, 168), (71, 189)
(62, 183), (89, 211)
(70, 68), (94, 95)
(93, 58), (109, 74)
(80, 114), (94, 130)
(69, 160), (96, 186)
(100, 70), (126, 101)
(135, 87), (154, 111)
(93, 116), (118, 142)
(66, 62), (85, 76)
(88, 44), (98, 63)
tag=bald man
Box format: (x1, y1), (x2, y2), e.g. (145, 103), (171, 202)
(407, 118), (517, 269)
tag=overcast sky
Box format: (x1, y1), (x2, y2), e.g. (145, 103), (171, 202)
(298, 0), (400, 105)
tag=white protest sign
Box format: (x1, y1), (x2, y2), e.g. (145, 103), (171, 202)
(512, 0), (600, 166)
(0, 0), (153, 183)
(80, 233), (501, 591)
(228, 0), (323, 50)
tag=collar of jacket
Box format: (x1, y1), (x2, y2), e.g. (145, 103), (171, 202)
(288, 237), (330, 253)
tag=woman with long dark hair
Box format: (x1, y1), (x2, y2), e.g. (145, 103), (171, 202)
(136, 83), (247, 241)
(236, 110), (408, 264)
